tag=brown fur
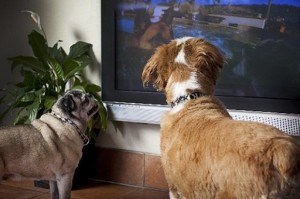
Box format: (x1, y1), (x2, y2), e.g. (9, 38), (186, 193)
(142, 37), (300, 199)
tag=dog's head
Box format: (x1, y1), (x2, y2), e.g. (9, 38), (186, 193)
(142, 37), (224, 104)
(51, 90), (99, 126)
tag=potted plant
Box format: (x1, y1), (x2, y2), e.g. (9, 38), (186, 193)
(0, 11), (107, 188)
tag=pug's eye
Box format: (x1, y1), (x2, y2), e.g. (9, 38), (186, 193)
(61, 96), (75, 112)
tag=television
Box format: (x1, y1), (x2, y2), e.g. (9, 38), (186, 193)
(101, 0), (300, 131)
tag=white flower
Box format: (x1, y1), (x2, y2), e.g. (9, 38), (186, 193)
(21, 10), (42, 31)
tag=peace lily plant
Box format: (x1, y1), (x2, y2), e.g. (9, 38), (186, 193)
(0, 11), (107, 139)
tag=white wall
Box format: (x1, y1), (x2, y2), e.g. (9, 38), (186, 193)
(97, 121), (161, 154)
(0, 0), (161, 155)
(39, 0), (102, 86)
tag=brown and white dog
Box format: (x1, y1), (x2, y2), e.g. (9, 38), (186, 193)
(142, 37), (300, 199)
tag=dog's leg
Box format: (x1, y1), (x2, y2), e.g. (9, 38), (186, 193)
(49, 180), (59, 199)
(169, 190), (178, 199)
(169, 189), (185, 199)
(57, 173), (74, 199)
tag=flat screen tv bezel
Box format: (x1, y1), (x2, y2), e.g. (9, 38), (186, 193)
(101, 0), (300, 114)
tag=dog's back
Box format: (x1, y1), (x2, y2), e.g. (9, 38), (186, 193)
(161, 97), (300, 199)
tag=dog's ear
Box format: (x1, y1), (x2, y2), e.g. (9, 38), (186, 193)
(185, 38), (225, 85)
(142, 45), (172, 91)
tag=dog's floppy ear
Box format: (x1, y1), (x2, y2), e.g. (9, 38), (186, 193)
(185, 38), (225, 85)
(191, 38), (224, 68)
(142, 45), (172, 91)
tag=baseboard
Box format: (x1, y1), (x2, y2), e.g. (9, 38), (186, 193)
(92, 147), (168, 191)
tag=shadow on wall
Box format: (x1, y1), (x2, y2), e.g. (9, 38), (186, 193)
(73, 28), (102, 82)
(0, 1), (47, 125)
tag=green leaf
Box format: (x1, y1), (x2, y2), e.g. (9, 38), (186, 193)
(27, 99), (41, 121)
(12, 89), (43, 125)
(13, 101), (32, 108)
(82, 83), (101, 93)
(74, 55), (92, 67)
(48, 43), (67, 64)
(47, 58), (64, 81)
(8, 56), (45, 72)
(23, 89), (43, 102)
(14, 113), (29, 125)
(87, 128), (98, 140)
(62, 60), (86, 81)
(28, 30), (48, 62)
(38, 71), (54, 91)
(19, 92), (38, 103)
(98, 101), (108, 130)
(16, 69), (38, 89)
(70, 84), (86, 92)
(70, 78), (100, 93)
(68, 41), (92, 59)
(44, 96), (57, 112)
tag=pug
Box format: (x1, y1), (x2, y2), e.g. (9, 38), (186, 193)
(0, 90), (99, 199)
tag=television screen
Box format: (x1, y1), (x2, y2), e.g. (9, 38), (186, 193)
(102, 0), (300, 114)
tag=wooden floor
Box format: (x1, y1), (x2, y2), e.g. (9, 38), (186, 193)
(0, 180), (169, 199)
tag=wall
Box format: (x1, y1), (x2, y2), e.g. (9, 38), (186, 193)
(97, 121), (161, 154)
(0, 0), (161, 155)
(0, 1), (37, 125)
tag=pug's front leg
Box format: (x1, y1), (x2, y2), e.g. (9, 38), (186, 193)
(50, 180), (59, 199)
(57, 173), (74, 199)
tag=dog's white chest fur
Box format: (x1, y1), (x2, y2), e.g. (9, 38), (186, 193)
(169, 72), (200, 114)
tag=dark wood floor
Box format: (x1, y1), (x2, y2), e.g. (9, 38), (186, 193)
(0, 180), (169, 199)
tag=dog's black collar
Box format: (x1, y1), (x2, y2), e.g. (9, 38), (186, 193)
(170, 92), (204, 108)
(50, 111), (89, 146)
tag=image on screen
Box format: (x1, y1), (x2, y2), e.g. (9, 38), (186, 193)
(114, 0), (300, 100)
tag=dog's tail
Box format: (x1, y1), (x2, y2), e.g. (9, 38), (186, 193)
(271, 137), (300, 185)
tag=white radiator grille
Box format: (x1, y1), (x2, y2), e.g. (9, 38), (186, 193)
(229, 110), (300, 136)
(106, 102), (300, 136)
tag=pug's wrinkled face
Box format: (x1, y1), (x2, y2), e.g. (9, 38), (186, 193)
(51, 90), (99, 123)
